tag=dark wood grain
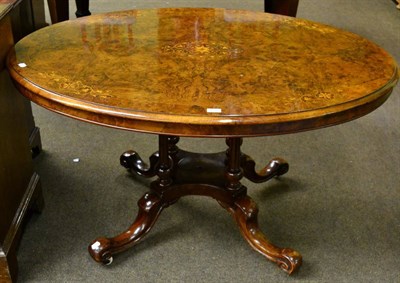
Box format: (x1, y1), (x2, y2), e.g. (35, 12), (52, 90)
(7, 8), (398, 137)
(89, 136), (302, 274)
(0, 2), (43, 282)
(7, 7), (399, 276)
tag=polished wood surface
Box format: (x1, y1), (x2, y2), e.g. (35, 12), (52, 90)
(6, 7), (399, 276)
(0, 1), (44, 282)
(7, 8), (398, 137)
(90, 136), (302, 274)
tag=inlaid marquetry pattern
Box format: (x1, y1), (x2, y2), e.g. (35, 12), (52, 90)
(7, 8), (398, 136)
(160, 41), (243, 59)
(37, 71), (113, 99)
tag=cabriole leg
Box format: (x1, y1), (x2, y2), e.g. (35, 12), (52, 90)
(88, 192), (164, 264)
(89, 135), (301, 274)
(228, 196), (302, 274)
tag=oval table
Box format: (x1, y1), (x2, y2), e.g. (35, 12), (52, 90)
(7, 8), (398, 274)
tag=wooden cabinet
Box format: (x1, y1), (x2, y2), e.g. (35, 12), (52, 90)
(0, 1), (45, 282)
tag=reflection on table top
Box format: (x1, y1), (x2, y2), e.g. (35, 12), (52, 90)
(7, 8), (399, 137)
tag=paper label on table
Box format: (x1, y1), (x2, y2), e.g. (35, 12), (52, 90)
(207, 108), (222, 113)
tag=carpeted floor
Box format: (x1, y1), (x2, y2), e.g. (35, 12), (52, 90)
(17, 0), (399, 282)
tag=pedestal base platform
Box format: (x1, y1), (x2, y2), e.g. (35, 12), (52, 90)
(88, 136), (302, 274)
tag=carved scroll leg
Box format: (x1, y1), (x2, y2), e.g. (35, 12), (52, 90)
(229, 195), (302, 274)
(241, 154), (289, 183)
(88, 192), (164, 264)
(120, 150), (159, 178)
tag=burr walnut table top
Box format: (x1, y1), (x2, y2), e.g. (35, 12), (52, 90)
(7, 8), (398, 137)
